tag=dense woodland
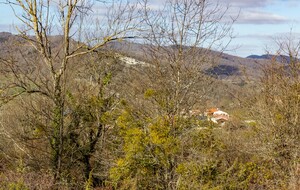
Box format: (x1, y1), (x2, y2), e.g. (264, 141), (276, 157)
(0, 0), (299, 189)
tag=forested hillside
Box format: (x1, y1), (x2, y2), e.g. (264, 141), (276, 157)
(0, 0), (299, 189)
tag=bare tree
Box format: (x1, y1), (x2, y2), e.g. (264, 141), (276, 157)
(246, 35), (300, 189)
(137, 0), (236, 116)
(0, 0), (140, 188)
(110, 0), (237, 189)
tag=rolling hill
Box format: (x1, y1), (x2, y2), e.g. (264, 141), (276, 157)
(0, 32), (274, 83)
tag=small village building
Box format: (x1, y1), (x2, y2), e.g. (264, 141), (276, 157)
(184, 107), (230, 126)
(205, 108), (229, 126)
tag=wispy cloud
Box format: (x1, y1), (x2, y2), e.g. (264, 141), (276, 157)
(219, 0), (273, 8)
(220, 0), (299, 8)
(238, 33), (273, 39)
(236, 10), (290, 24)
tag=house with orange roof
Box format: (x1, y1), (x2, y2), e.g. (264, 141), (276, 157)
(204, 108), (219, 116)
(205, 108), (229, 126)
(184, 107), (229, 126)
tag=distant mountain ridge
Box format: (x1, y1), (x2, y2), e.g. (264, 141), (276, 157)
(0, 32), (270, 81)
(246, 54), (273, 60)
(247, 54), (293, 64)
(0, 32), (14, 43)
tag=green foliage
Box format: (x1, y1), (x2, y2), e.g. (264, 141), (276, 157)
(103, 72), (112, 86)
(111, 113), (181, 189)
(111, 110), (283, 190)
(5, 181), (29, 190)
(2, 3), (299, 188)
(176, 161), (220, 190)
(0, 161), (29, 190)
(85, 170), (94, 190)
(144, 88), (156, 99)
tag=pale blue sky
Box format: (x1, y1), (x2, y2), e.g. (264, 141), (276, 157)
(227, 0), (300, 57)
(0, 0), (299, 57)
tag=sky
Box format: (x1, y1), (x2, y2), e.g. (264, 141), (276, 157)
(0, 0), (299, 57)
(225, 0), (300, 57)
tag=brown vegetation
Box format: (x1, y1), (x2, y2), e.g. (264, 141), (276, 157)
(0, 0), (299, 189)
